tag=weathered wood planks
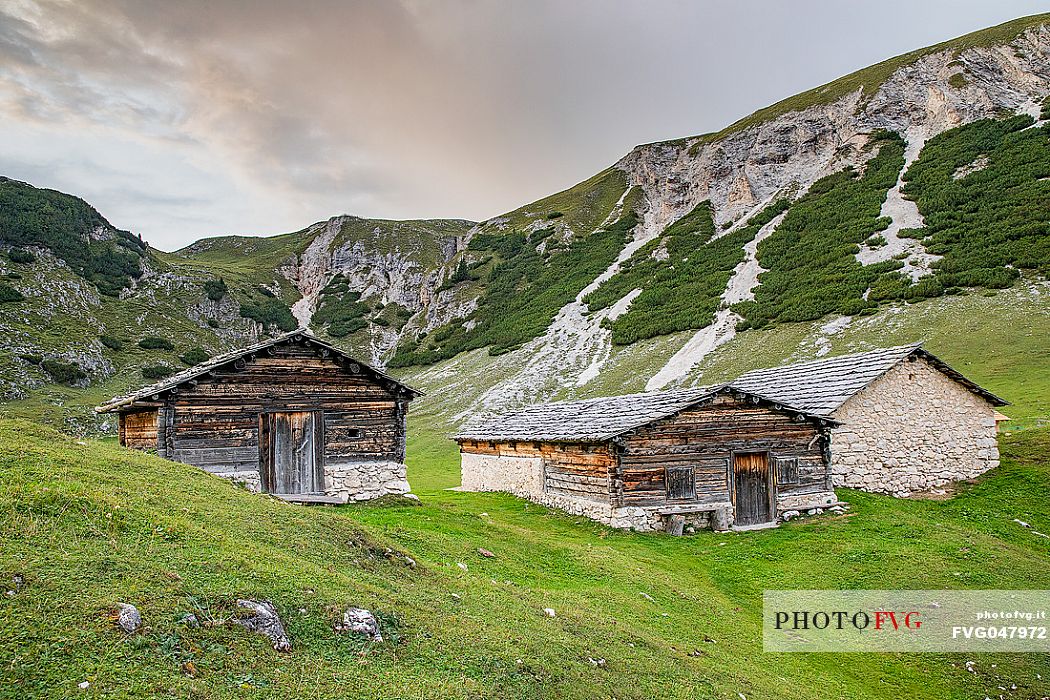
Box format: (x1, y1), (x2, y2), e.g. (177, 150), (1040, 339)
(459, 393), (832, 521)
(120, 410), (158, 450)
(113, 339), (414, 497)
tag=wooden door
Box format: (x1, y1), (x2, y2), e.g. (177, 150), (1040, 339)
(733, 452), (772, 525)
(120, 410), (158, 450)
(261, 411), (324, 494)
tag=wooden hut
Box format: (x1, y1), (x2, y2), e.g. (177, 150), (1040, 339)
(96, 330), (421, 503)
(455, 386), (838, 531)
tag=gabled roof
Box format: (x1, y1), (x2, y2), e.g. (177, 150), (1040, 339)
(729, 343), (1007, 416)
(455, 385), (834, 443)
(96, 329), (421, 413)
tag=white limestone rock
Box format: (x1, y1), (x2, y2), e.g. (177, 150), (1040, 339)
(335, 607), (383, 642)
(116, 603), (142, 634)
(233, 599), (291, 652)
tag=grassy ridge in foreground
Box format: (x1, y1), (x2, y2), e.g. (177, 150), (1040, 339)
(2, 419), (1049, 699)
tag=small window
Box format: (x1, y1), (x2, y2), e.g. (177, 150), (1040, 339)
(665, 466), (696, 500)
(775, 457), (800, 485)
(346, 428), (362, 439)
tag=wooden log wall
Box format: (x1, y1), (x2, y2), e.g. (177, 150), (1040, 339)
(152, 342), (405, 474)
(458, 439), (615, 502)
(119, 410), (158, 450)
(618, 395), (826, 508)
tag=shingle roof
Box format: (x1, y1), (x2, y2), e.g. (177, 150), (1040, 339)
(455, 385), (832, 442)
(730, 343), (1006, 416)
(456, 343), (1006, 443)
(95, 329), (421, 413)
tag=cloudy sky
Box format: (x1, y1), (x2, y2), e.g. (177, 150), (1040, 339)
(1, 0), (1047, 250)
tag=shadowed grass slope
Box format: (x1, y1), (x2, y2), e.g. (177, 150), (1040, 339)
(2, 419), (1049, 699)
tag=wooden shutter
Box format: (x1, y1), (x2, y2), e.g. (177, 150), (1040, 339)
(775, 457), (800, 485)
(665, 466), (696, 500)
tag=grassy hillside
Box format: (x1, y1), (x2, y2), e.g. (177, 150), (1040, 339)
(329, 216), (472, 267)
(391, 170), (633, 365)
(0, 177), (148, 296)
(2, 419), (1049, 699)
(0, 246), (258, 425)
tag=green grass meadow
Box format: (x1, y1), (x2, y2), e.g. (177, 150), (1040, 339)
(2, 418), (1048, 699)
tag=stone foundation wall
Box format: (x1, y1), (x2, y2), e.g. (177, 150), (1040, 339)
(210, 460), (411, 501)
(460, 452), (740, 532)
(777, 490), (838, 512)
(215, 469), (262, 493)
(830, 358), (1000, 496)
(325, 460), (411, 501)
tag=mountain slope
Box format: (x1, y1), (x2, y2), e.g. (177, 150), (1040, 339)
(0, 181), (473, 424)
(0, 15), (1049, 433)
(394, 14), (1050, 417)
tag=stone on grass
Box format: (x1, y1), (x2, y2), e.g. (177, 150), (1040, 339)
(543, 608), (556, 618)
(781, 510), (800, 521)
(334, 607), (383, 642)
(477, 548), (495, 558)
(233, 599), (291, 652)
(116, 603), (142, 634)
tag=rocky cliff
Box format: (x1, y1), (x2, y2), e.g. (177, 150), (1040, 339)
(620, 23), (1050, 238)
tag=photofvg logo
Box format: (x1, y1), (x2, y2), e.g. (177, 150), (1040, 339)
(763, 590), (1050, 652)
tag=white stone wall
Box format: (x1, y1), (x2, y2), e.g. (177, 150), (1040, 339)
(830, 358), (1000, 496)
(460, 452), (545, 498)
(215, 469), (262, 493)
(777, 490), (838, 511)
(325, 460), (411, 501)
(210, 461), (411, 501)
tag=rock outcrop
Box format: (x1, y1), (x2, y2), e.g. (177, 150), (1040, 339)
(617, 25), (1050, 245)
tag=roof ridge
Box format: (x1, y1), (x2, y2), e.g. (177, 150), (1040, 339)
(455, 384), (832, 443)
(735, 343), (922, 377)
(482, 384), (718, 413)
(96, 330), (420, 413)
(728, 342), (1005, 413)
